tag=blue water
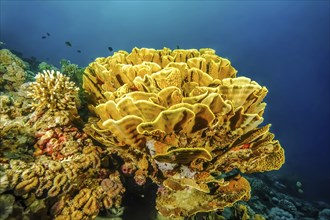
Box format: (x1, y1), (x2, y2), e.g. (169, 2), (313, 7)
(1, 1), (329, 203)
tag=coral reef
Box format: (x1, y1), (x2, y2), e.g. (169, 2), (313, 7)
(0, 115), (35, 158)
(166, 173), (329, 219)
(1, 47), (329, 219)
(268, 207), (294, 220)
(0, 194), (15, 219)
(83, 47), (285, 217)
(0, 85), (35, 159)
(0, 114), (125, 220)
(1, 140), (125, 219)
(231, 203), (266, 220)
(0, 49), (26, 69)
(27, 70), (80, 112)
(319, 208), (330, 220)
(0, 52), (125, 219)
(0, 49), (28, 91)
(60, 59), (82, 83)
(241, 173), (330, 220)
(38, 61), (58, 72)
(1, 90), (125, 219)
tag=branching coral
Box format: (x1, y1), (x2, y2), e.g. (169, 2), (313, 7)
(27, 70), (79, 112)
(83, 47), (285, 217)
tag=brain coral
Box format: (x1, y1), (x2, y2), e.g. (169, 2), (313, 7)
(27, 70), (79, 112)
(83, 47), (285, 217)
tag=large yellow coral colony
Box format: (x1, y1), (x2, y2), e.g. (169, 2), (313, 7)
(83, 47), (285, 217)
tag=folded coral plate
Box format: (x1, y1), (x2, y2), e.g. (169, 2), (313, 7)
(83, 47), (285, 217)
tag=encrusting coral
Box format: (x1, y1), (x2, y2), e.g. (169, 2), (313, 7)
(0, 86), (35, 159)
(27, 69), (79, 112)
(83, 47), (285, 217)
(1, 135), (125, 219)
(0, 58), (125, 219)
(1, 116), (125, 220)
(0, 49), (27, 91)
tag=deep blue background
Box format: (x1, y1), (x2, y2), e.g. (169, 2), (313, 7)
(1, 1), (329, 202)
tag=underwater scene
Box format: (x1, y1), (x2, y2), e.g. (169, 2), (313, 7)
(0, 1), (329, 220)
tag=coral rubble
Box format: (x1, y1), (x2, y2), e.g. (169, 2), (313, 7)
(83, 47), (285, 217)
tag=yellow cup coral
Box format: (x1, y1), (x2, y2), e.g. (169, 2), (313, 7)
(27, 70), (79, 112)
(83, 47), (285, 217)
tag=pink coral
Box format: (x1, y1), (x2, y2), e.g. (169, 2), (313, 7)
(33, 126), (87, 160)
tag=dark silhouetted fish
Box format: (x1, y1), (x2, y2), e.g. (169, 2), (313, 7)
(77, 50), (81, 53)
(65, 41), (72, 47)
(176, 45), (180, 49)
(108, 46), (113, 52)
(46, 32), (50, 36)
(42, 36), (46, 39)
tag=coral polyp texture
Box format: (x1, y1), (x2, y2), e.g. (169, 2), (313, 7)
(0, 49), (27, 91)
(1, 126), (125, 220)
(83, 47), (285, 217)
(27, 70), (79, 112)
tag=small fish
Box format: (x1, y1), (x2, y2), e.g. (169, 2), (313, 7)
(65, 41), (72, 47)
(108, 46), (113, 52)
(176, 45), (180, 49)
(77, 50), (81, 53)
(41, 36), (46, 39)
(46, 32), (50, 36)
